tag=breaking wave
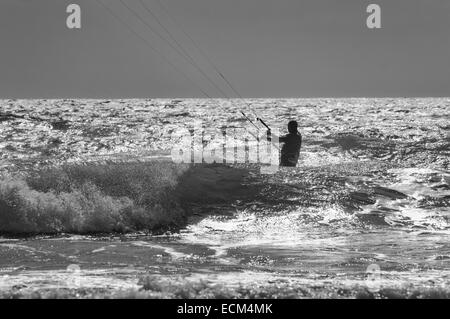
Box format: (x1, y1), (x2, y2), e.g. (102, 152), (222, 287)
(0, 162), (188, 234)
(0, 162), (256, 235)
(1, 159), (449, 235)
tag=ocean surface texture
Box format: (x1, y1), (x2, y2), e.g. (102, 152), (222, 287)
(0, 98), (449, 298)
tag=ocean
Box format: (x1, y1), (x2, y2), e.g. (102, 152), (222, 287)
(0, 98), (449, 298)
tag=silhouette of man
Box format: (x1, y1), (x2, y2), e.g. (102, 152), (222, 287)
(267, 120), (302, 167)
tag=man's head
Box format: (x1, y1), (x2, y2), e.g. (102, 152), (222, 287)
(288, 120), (298, 134)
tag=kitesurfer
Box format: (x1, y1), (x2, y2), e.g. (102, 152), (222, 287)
(267, 120), (302, 167)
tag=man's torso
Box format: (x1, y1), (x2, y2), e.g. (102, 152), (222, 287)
(280, 133), (302, 166)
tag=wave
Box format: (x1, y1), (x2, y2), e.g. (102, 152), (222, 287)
(0, 162), (190, 235)
(1, 158), (448, 236)
(0, 162), (255, 235)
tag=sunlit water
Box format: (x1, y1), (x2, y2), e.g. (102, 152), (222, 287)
(0, 98), (449, 297)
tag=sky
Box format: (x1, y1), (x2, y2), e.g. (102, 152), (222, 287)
(0, 0), (449, 98)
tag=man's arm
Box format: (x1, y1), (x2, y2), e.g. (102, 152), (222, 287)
(266, 130), (286, 145)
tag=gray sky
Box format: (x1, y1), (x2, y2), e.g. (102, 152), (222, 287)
(1, 0), (449, 98)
